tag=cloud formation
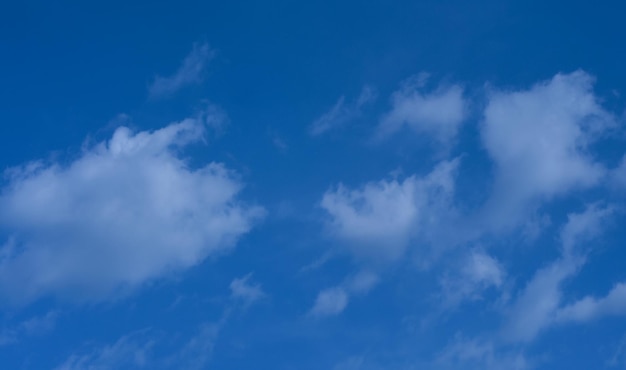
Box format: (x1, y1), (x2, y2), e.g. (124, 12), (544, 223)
(0, 115), (263, 305)
(148, 42), (215, 99)
(308, 270), (380, 318)
(378, 74), (467, 145)
(503, 204), (613, 343)
(436, 336), (530, 370)
(55, 324), (218, 370)
(230, 273), (266, 305)
(440, 250), (505, 307)
(481, 71), (614, 231)
(555, 283), (626, 324)
(309, 287), (349, 317)
(309, 86), (376, 136)
(321, 159), (459, 261)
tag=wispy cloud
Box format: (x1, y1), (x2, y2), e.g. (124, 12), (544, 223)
(308, 271), (379, 318)
(309, 86), (376, 136)
(230, 273), (266, 306)
(377, 74), (467, 145)
(502, 204), (614, 343)
(0, 311), (58, 346)
(55, 323), (218, 370)
(435, 336), (530, 370)
(439, 249), (505, 308)
(148, 42), (215, 99)
(309, 287), (349, 317)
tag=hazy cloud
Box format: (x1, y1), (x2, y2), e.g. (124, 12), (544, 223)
(377, 74), (467, 145)
(309, 86), (376, 136)
(148, 42), (215, 99)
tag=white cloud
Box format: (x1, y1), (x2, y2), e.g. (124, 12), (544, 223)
(435, 336), (530, 370)
(440, 250), (505, 307)
(555, 283), (626, 324)
(502, 204), (613, 343)
(346, 270), (379, 295)
(230, 273), (265, 305)
(56, 330), (155, 370)
(464, 251), (504, 288)
(481, 71), (614, 231)
(309, 287), (349, 317)
(308, 271), (379, 318)
(377, 74), (467, 145)
(333, 356), (366, 370)
(607, 334), (626, 368)
(503, 255), (581, 343)
(0, 115), (264, 305)
(55, 324), (218, 370)
(320, 159), (459, 261)
(610, 155), (626, 190)
(148, 42), (215, 99)
(0, 311), (58, 346)
(560, 203), (614, 255)
(309, 86), (376, 136)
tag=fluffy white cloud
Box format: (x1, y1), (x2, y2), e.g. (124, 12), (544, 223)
(148, 42), (215, 99)
(0, 116), (264, 305)
(309, 287), (349, 317)
(309, 86), (376, 136)
(320, 159), (458, 261)
(481, 71), (614, 230)
(378, 74), (467, 145)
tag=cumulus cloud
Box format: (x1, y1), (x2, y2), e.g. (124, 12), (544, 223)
(148, 42), (215, 99)
(503, 204), (613, 343)
(0, 115), (264, 305)
(309, 86), (376, 136)
(230, 273), (265, 305)
(377, 74), (467, 145)
(481, 71), (614, 231)
(309, 287), (349, 317)
(320, 159), (459, 261)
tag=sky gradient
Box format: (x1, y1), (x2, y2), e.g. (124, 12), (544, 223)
(1, 1), (626, 369)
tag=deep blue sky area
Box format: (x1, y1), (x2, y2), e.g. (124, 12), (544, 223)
(1, 1), (626, 369)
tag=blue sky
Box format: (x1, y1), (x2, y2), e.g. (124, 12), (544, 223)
(1, 1), (626, 369)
